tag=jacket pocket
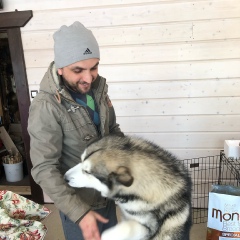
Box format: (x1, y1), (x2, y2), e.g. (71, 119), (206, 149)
(61, 107), (98, 143)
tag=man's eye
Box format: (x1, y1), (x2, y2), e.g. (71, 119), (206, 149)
(74, 70), (82, 74)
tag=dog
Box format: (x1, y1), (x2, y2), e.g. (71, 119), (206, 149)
(64, 135), (192, 240)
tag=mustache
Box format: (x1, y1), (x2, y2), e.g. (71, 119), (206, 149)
(78, 80), (91, 85)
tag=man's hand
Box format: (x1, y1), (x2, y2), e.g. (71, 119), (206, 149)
(79, 210), (109, 240)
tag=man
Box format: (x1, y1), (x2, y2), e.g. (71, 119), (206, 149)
(28, 21), (123, 240)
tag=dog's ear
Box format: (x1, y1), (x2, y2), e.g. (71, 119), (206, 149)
(109, 166), (133, 187)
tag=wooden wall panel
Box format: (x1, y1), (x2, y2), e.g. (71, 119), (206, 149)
(100, 60), (240, 82)
(117, 115), (240, 133)
(21, 18), (240, 50)
(3, 0), (240, 161)
(18, 1), (240, 31)
(26, 60), (240, 83)
(113, 97), (240, 116)
(132, 132), (240, 149)
(108, 79), (240, 99)
(3, 0), (171, 11)
(23, 39), (240, 67)
(171, 149), (221, 160)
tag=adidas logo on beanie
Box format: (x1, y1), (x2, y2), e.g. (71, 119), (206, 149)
(53, 21), (100, 68)
(83, 48), (92, 55)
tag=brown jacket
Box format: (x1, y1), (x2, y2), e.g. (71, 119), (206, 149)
(28, 62), (123, 223)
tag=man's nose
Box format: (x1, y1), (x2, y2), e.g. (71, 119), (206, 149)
(82, 71), (92, 83)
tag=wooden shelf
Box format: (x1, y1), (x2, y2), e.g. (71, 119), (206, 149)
(0, 185), (31, 195)
(0, 173), (31, 195)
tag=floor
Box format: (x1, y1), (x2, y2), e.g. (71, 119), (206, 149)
(42, 204), (207, 240)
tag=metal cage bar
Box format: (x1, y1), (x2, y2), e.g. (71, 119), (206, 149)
(183, 151), (240, 224)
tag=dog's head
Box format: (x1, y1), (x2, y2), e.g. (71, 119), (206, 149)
(64, 136), (134, 198)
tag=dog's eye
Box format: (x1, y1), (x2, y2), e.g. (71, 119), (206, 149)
(83, 170), (91, 174)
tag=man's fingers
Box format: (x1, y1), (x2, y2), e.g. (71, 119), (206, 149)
(93, 211), (109, 223)
(79, 211), (109, 240)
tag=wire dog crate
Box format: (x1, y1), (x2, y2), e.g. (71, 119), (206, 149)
(183, 151), (240, 224)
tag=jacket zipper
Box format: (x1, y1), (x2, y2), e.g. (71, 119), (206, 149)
(59, 92), (101, 138)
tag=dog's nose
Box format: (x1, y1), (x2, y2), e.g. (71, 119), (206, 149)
(64, 174), (69, 183)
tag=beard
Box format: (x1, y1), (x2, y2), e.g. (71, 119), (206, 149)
(61, 76), (92, 94)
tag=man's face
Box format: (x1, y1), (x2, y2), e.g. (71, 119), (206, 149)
(57, 58), (99, 94)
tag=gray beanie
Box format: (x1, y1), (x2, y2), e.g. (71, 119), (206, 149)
(53, 21), (100, 68)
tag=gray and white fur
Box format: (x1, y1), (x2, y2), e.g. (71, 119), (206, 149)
(65, 135), (192, 240)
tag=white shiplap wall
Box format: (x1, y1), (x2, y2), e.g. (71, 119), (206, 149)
(2, 0), (240, 160)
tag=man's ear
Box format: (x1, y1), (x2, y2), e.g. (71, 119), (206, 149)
(57, 68), (63, 75)
(109, 166), (134, 187)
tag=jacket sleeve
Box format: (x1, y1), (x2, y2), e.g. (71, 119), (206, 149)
(106, 94), (124, 137)
(28, 98), (90, 223)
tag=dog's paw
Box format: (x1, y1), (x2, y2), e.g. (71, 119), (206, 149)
(101, 224), (130, 240)
(102, 221), (146, 240)
(101, 229), (116, 240)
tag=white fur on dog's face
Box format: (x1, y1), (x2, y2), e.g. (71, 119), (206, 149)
(64, 160), (109, 197)
(81, 149), (87, 162)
